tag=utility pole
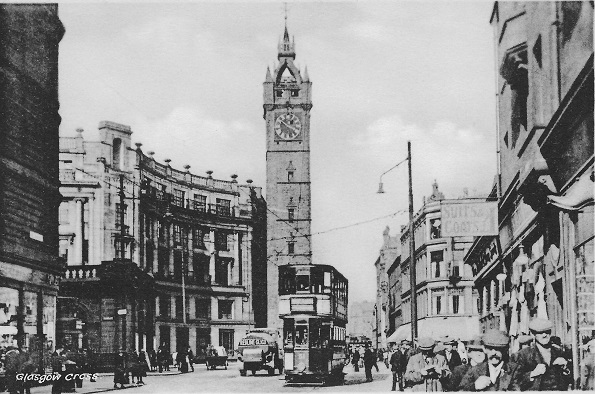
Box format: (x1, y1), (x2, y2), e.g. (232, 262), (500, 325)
(408, 141), (418, 342)
(119, 174), (127, 351)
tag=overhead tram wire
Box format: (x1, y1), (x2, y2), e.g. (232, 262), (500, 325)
(75, 167), (407, 244)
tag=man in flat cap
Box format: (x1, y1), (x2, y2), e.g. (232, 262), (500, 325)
(443, 337), (486, 391)
(404, 337), (450, 391)
(514, 318), (572, 391)
(510, 335), (533, 363)
(441, 338), (463, 371)
(390, 340), (411, 391)
(459, 330), (520, 391)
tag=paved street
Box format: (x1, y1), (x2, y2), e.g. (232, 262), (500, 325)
(29, 363), (392, 394)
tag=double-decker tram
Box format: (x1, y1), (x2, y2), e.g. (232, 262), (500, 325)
(279, 264), (348, 385)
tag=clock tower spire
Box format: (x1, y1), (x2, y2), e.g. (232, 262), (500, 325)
(263, 22), (313, 329)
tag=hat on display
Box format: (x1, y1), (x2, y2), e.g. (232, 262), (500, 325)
(482, 330), (509, 348)
(401, 339), (412, 345)
(529, 318), (553, 333)
(418, 337), (436, 350)
(467, 336), (483, 351)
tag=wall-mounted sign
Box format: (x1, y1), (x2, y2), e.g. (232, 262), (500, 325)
(441, 201), (498, 237)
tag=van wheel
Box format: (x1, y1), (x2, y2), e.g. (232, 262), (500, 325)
(268, 368), (274, 375)
(251, 369), (256, 376)
(240, 370), (246, 376)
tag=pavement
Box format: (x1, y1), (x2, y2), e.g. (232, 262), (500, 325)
(26, 363), (393, 393)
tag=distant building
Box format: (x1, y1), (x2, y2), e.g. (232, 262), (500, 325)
(373, 227), (400, 349)
(0, 4), (64, 367)
(58, 122), (266, 363)
(465, 1), (593, 384)
(389, 182), (480, 342)
(347, 300), (375, 342)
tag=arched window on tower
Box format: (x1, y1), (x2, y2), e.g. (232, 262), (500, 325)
(113, 138), (122, 170)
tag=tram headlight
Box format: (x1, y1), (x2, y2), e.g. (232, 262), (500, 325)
(279, 299), (290, 315)
(317, 299), (331, 314)
(284, 353), (294, 370)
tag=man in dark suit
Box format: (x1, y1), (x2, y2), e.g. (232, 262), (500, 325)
(513, 318), (572, 391)
(443, 339), (463, 371)
(51, 346), (65, 394)
(459, 330), (520, 391)
(444, 337), (485, 391)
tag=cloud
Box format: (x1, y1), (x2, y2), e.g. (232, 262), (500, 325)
(352, 114), (495, 198)
(132, 106), (263, 183)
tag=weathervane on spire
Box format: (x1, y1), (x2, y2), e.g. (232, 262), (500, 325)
(284, 2), (288, 25)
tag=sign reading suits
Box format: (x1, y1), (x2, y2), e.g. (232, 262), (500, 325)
(441, 201), (498, 237)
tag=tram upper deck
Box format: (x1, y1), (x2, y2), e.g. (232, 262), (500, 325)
(278, 264), (347, 322)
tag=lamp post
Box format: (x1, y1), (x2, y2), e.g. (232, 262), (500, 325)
(373, 304), (378, 350)
(377, 141), (417, 342)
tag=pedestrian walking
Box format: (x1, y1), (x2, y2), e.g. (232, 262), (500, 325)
(390, 342), (409, 391)
(363, 346), (376, 382)
(443, 339), (463, 371)
(177, 348), (188, 373)
(149, 349), (157, 372)
(4, 346), (20, 394)
(372, 348), (380, 372)
(513, 318), (572, 391)
(404, 337), (450, 391)
(351, 347), (360, 372)
(113, 350), (128, 389)
(581, 339), (595, 391)
(187, 347), (195, 372)
(459, 330), (520, 391)
(443, 337), (485, 391)
(51, 346), (65, 394)
(18, 347), (35, 394)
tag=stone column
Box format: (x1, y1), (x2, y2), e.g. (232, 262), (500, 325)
(169, 223), (174, 276)
(73, 198), (85, 265)
(170, 325), (176, 354)
(153, 219), (159, 273)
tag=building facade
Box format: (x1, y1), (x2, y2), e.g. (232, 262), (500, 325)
(373, 227), (399, 349)
(58, 122), (266, 362)
(391, 182), (480, 342)
(347, 300), (375, 343)
(0, 4), (64, 370)
(465, 1), (593, 387)
(264, 25), (313, 329)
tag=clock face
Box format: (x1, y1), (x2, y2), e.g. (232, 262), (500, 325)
(275, 113), (302, 140)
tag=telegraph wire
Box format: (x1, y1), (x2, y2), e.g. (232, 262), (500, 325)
(72, 167), (406, 243)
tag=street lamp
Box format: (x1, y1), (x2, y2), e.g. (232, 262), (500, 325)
(377, 141), (417, 342)
(373, 304), (379, 351)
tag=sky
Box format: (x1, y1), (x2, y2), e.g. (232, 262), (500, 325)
(58, 1), (497, 305)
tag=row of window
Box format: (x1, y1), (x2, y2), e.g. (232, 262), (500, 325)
(144, 219), (233, 252)
(157, 296), (234, 320)
(401, 287), (476, 320)
(145, 183), (232, 215)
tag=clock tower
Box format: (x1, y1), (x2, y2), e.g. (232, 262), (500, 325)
(263, 24), (312, 329)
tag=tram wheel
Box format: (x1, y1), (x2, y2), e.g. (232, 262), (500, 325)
(268, 368), (274, 376)
(251, 369), (256, 376)
(240, 370), (246, 376)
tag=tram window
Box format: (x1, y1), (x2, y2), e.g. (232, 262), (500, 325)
(320, 325), (330, 347)
(284, 319), (295, 348)
(285, 331), (294, 347)
(310, 269), (323, 293)
(295, 325), (308, 346)
(296, 274), (309, 292)
(279, 269), (295, 295)
(323, 272), (331, 293)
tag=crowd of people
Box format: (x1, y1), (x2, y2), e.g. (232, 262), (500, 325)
(353, 317), (595, 391)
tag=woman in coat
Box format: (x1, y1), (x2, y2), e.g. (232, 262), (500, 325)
(404, 338), (450, 392)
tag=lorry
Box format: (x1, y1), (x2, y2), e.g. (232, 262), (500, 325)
(237, 328), (283, 376)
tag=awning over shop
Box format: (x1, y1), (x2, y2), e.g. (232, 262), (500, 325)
(390, 316), (480, 343)
(386, 325), (409, 343)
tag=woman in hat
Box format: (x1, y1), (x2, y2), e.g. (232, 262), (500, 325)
(404, 337), (450, 391)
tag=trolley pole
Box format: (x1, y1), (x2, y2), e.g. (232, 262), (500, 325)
(408, 141), (418, 342)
